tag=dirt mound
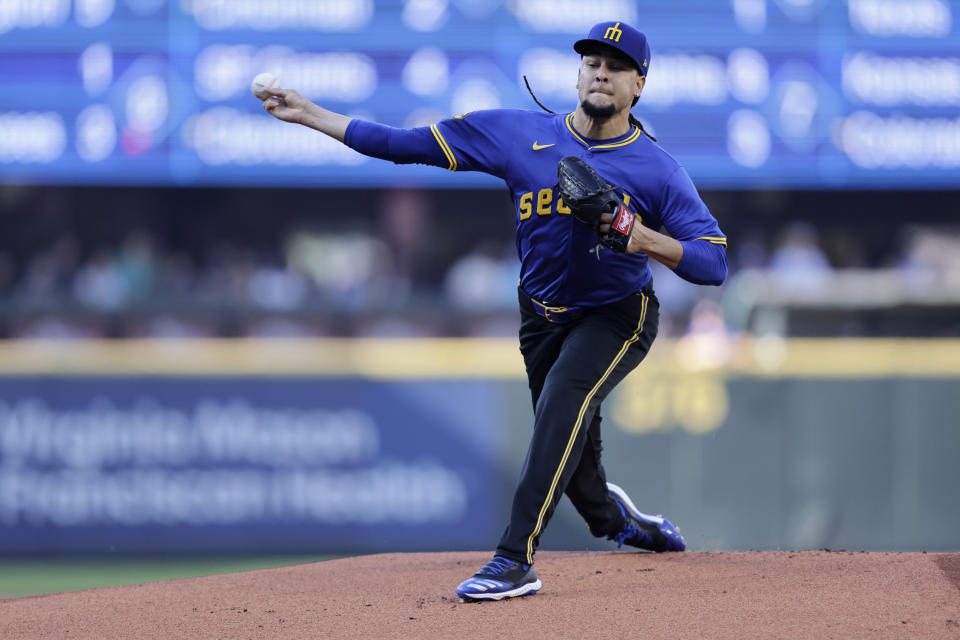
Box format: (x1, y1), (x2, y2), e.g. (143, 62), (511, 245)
(2, 551), (958, 639)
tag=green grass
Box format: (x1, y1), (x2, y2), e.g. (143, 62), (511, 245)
(0, 555), (336, 598)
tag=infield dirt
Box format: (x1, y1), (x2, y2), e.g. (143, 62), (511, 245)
(2, 550), (959, 639)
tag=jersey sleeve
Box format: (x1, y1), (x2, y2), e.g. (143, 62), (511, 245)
(343, 110), (517, 179)
(657, 166), (728, 286)
(430, 110), (517, 178)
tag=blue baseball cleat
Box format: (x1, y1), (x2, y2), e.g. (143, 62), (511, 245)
(456, 555), (542, 601)
(606, 482), (687, 552)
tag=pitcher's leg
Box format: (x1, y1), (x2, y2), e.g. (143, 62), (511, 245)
(495, 366), (601, 563)
(496, 291), (658, 563)
(562, 412), (622, 535)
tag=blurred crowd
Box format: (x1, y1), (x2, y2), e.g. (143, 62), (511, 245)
(1, 185), (958, 339)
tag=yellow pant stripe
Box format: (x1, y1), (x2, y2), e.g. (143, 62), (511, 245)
(524, 293), (648, 563)
(430, 124), (457, 171)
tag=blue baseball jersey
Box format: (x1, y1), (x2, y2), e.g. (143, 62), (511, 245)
(345, 109), (726, 307)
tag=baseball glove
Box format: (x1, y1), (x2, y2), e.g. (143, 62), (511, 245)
(556, 155), (634, 253)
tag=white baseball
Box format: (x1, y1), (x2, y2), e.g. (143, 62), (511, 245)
(251, 72), (278, 100)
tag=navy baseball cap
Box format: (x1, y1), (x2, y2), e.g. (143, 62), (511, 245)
(574, 21), (651, 76)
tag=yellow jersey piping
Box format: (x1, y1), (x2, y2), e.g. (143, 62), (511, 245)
(694, 236), (728, 247)
(564, 113), (642, 150)
(524, 293), (648, 563)
(430, 124), (457, 171)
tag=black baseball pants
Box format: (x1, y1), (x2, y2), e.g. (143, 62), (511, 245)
(496, 283), (659, 565)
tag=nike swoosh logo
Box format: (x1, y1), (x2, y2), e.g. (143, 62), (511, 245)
(532, 142), (555, 151)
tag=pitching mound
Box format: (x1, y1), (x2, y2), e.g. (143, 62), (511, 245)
(2, 551), (959, 639)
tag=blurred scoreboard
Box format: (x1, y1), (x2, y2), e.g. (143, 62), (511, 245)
(0, 0), (958, 188)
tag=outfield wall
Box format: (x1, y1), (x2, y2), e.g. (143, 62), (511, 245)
(0, 338), (957, 554)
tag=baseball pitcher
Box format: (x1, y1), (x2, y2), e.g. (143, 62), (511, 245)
(260, 20), (727, 601)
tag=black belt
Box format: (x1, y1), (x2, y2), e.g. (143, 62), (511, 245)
(520, 291), (583, 324)
(519, 279), (653, 324)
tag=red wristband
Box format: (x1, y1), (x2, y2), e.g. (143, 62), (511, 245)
(611, 205), (634, 236)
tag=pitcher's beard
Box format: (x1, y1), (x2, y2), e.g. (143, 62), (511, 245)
(581, 98), (617, 120)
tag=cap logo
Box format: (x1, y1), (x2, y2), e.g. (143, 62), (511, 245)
(643, 59), (648, 67)
(603, 22), (623, 42)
